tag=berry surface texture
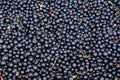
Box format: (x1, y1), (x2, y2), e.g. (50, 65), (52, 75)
(0, 0), (120, 80)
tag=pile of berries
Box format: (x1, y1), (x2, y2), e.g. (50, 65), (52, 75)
(0, 0), (120, 80)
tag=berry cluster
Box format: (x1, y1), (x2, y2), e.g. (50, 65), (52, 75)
(0, 0), (120, 80)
